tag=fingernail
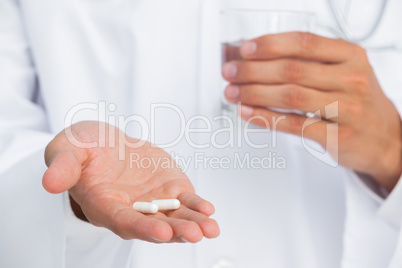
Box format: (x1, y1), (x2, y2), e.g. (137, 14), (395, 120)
(180, 237), (189, 243)
(241, 41), (257, 56)
(222, 63), (237, 78)
(225, 86), (239, 99)
(152, 237), (164, 243)
(240, 105), (254, 117)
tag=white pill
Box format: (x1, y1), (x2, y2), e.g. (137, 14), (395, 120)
(152, 199), (181, 211)
(133, 202), (158, 214)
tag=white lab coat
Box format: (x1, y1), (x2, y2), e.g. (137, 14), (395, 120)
(0, 0), (401, 267)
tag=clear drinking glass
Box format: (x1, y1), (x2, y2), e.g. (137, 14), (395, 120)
(220, 10), (315, 120)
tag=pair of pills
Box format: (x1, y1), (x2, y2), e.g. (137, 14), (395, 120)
(133, 199), (181, 214)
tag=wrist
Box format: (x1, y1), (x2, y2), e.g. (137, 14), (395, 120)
(371, 138), (402, 192)
(371, 103), (402, 191)
(372, 168), (402, 193)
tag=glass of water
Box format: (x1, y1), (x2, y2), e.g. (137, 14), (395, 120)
(220, 10), (315, 120)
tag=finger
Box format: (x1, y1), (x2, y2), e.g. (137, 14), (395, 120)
(239, 105), (332, 147)
(42, 150), (82, 194)
(222, 59), (342, 91)
(152, 214), (204, 243)
(166, 206), (220, 239)
(240, 32), (360, 63)
(83, 197), (174, 242)
(178, 192), (216, 216)
(225, 84), (338, 114)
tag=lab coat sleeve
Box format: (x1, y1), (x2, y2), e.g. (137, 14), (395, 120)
(383, 174), (402, 268)
(341, 170), (402, 268)
(378, 174), (402, 228)
(0, 3), (134, 268)
(0, 1), (65, 267)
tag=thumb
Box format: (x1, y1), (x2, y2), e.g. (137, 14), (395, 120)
(42, 150), (82, 194)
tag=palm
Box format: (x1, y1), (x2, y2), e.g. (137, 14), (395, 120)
(43, 121), (219, 243)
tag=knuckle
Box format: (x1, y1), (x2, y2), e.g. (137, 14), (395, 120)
(283, 85), (305, 108)
(264, 40), (281, 56)
(298, 32), (317, 55)
(259, 35), (282, 56)
(348, 44), (370, 65)
(344, 100), (364, 118)
(352, 44), (368, 60)
(289, 115), (305, 134)
(283, 60), (305, 82)
(250, 114), (270, 128)
(241, 62), (257, 81)
(240, 86), (260, 104)
(347, 73), (370, 94)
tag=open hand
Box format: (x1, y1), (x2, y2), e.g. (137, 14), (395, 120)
(43, 121), (219, 243)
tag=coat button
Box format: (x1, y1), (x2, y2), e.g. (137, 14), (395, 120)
(212, 258), (236, 268)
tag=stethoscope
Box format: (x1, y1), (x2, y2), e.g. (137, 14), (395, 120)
(326, 0), (401, 51)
